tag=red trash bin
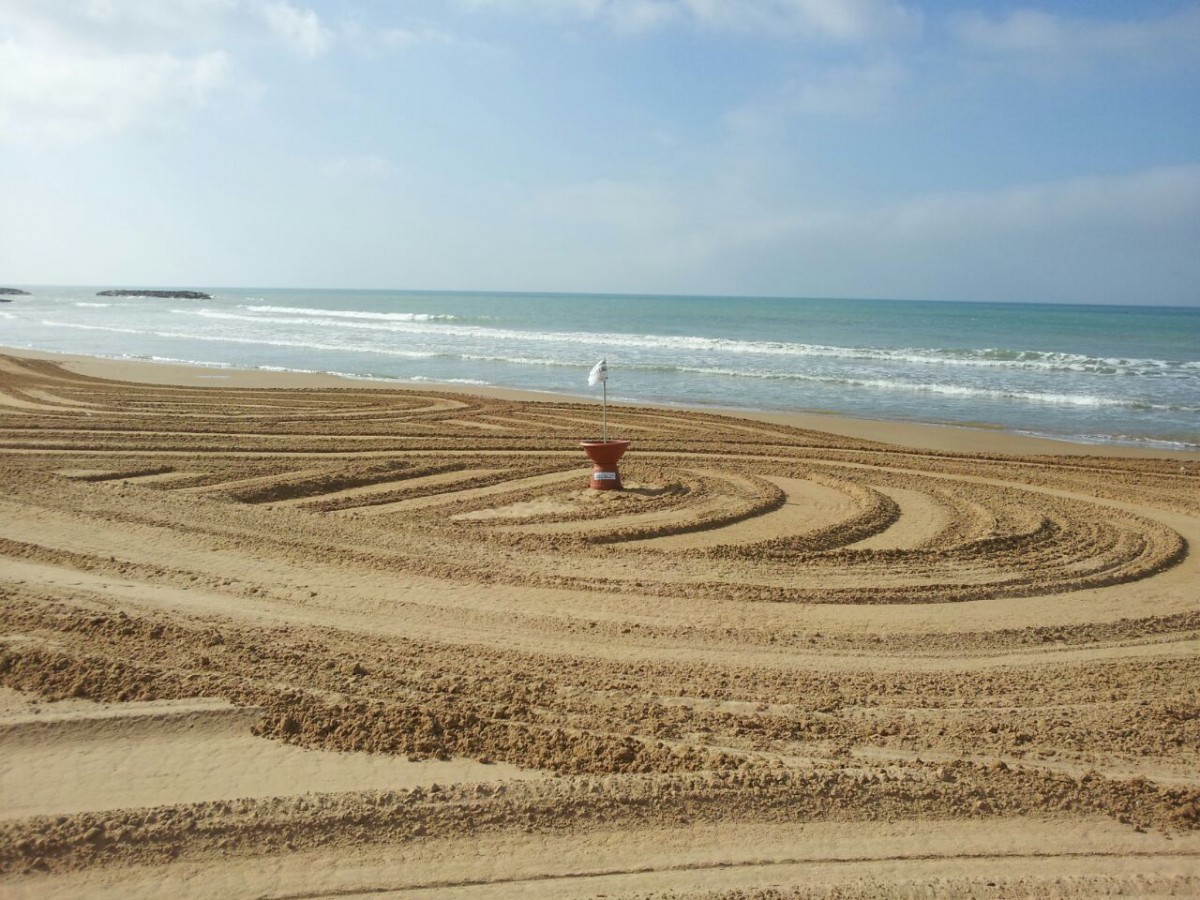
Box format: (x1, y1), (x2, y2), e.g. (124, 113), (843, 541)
(580, 440), (630, 490)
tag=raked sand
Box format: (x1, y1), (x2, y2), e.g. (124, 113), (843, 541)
(0, 348), (1198, 899)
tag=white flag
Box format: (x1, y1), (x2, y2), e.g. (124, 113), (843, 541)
(588, 358), (608, 386)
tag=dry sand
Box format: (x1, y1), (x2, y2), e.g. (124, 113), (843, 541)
(0, 348), (1197, 898)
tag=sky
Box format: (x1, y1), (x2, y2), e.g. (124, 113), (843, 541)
(1, 1), (1198, 305)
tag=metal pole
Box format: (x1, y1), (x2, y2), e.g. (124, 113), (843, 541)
(602, 381), (608, 442)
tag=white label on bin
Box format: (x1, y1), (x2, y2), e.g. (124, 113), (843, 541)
(593, 471), (617, 480)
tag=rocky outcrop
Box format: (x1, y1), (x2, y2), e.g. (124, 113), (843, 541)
(97, 289), (212, 300)
(0, 288), (30, 296)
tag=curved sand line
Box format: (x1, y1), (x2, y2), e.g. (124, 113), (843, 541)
(0, 351), (1197, 898)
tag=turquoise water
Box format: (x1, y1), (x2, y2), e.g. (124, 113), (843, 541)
(2, 286), (1197, 449)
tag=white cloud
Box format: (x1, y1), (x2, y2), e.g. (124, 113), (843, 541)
(378, 26), (453, 49)
(953, 6), (1200, 70)
(693, 166), (1200, 261)
(532, 179), (682, 232)
(726, 59), (906, 133)
(681, 0), (920, 41)
(796, 60), (906, 116)
(797, 165), (1200, 301)
(0, 0), (240, 47)
(910, 167), (1196, 233)
(0, 0), (336, 142)
(257, 0), (332, 58)
(330, 17), (497, 56)
(457, 0), (920, 40)
(0, 38), (235, 141)
(750, 165), (1200, 301)
(79, 0), (240, 31)
(516, 165), (1200, 301)
(453, 0), (676, 35)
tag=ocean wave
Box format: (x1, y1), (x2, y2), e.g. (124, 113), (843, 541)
(124, 356), (411, 384)
(172, 309), (1197, 377)
(243, 305), (458, 322)
(35, 320), (1198, 412)
(460, 354), (571, 368)
(403, 375), (493, 386)
(96, 355), (463, 387)
(832, 378), (1195, 411)
(38, 320), (443, 360)
(143, 356), (234, 368)
(75, 302), (112, 308)
(421, 351), (1200, 412)
(1015, 431), (1200, 452)
(668, 366), (1198, 411)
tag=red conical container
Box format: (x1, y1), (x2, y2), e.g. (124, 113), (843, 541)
(580, 440), (630, 490)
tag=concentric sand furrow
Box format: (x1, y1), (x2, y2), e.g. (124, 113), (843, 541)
(0, 352), (1197, 897)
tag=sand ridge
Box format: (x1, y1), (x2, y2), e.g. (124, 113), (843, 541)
(0, 352), (1197, 898)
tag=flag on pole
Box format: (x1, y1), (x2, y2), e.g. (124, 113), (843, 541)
(588, 358), (608, 386)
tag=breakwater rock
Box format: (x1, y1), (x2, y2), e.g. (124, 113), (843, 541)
(0, 288), (30, 297)
(97, 289), (212, 300)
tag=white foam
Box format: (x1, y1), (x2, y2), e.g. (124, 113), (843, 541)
(1014, 431), (1200, 451)
(169, 309), (1197, 378)
(144, 356), (234, 369)
(243, 305), (457, 322)
(35, 318), (1200, 411)
(669, 365), (1198, 411)
(460, 354), (571, 368)
(37, 320), (443, 360)
(404, 375), (492, 386)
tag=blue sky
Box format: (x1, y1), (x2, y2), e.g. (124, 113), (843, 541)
(1, 0), (1198, 304)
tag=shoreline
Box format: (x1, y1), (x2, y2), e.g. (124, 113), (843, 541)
(6, 345), (1197, 460)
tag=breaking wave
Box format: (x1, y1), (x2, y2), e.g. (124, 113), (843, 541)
(243, 305), (458, 322)
(172, 308), (1197, 378)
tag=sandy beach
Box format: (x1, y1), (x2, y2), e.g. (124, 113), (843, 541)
(1, 347), (1197, 898)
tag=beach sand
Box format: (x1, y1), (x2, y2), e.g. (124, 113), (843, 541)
(1, 348), (1197, 898)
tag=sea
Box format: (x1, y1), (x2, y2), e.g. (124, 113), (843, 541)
(2, 286), (1198, 451)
